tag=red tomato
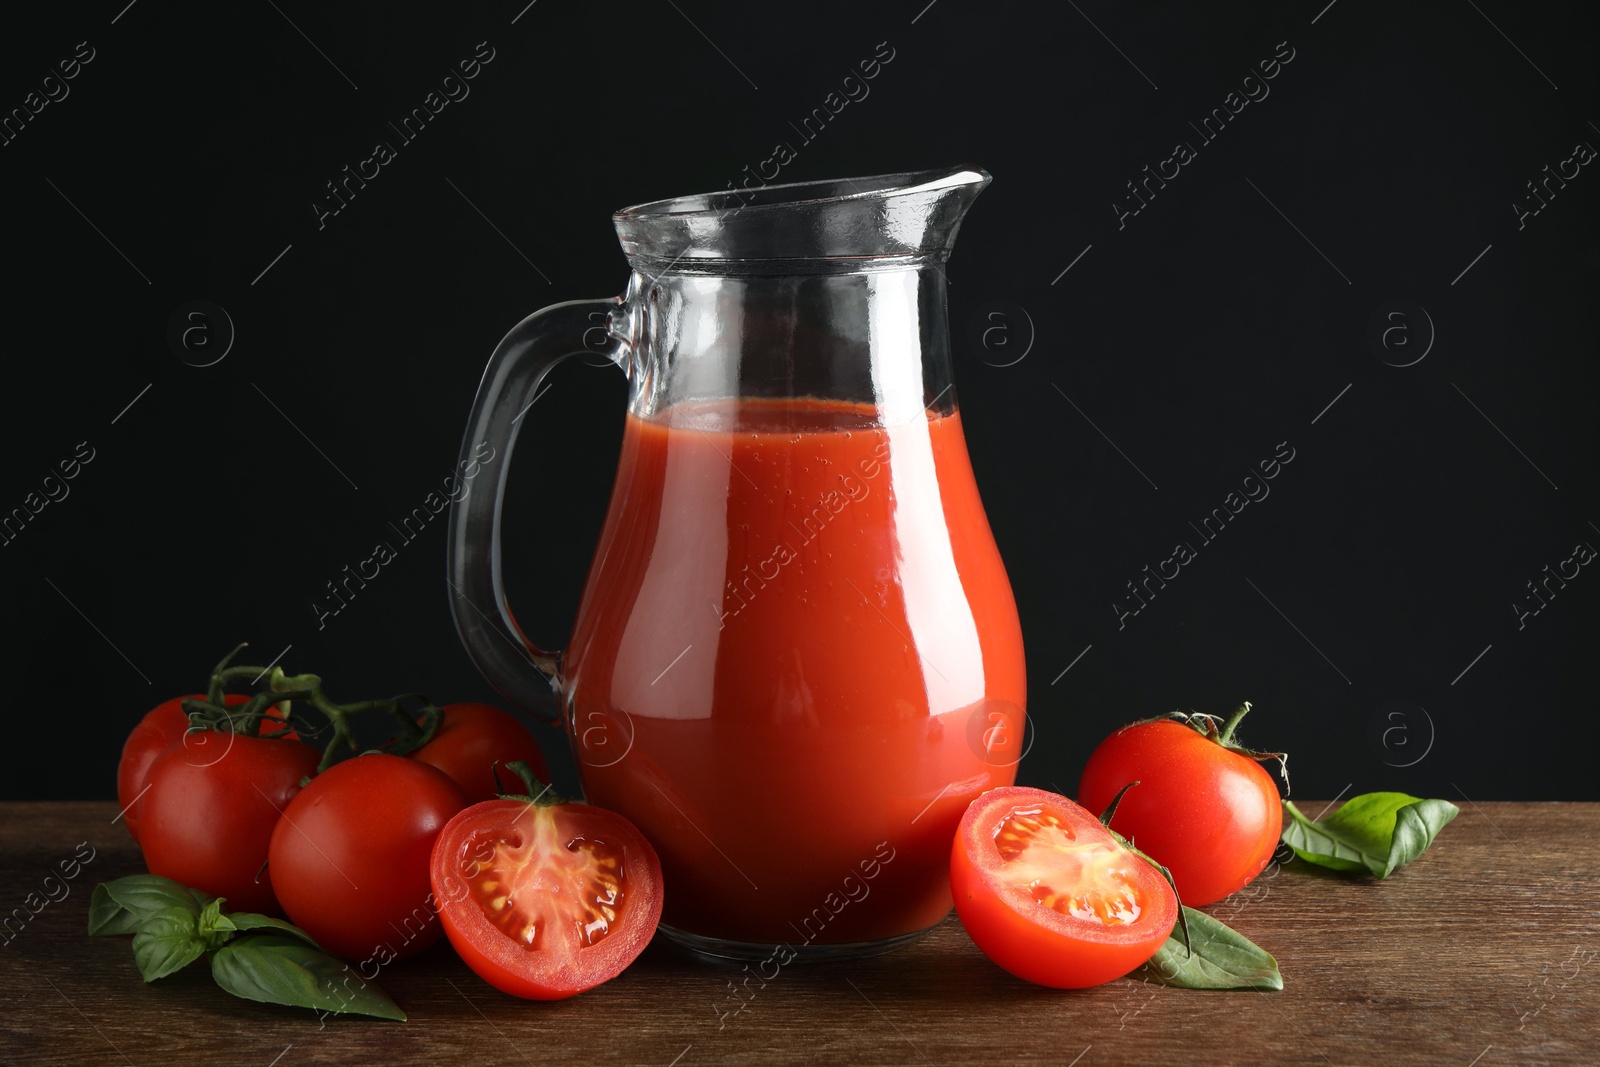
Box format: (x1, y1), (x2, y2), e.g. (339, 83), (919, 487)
(410, 703), (549, 804)
(268, 755), (466, 961)
(117, 694), (292, 842)
(137, 730), (320, 914)
(1078, 716), (1284, 907)
(951, 787), (1177, 989)
(430, 797), (663, 999)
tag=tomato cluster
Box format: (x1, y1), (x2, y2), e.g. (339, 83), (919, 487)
(120, 697), (522, 924)
(119, 667), (665, 1001)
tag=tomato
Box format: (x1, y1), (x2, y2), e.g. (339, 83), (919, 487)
(950, 787), (1177, 989)
(118, 696), (207, 843)
(117, 694), (293, 842)
(1078, 713), (1284, 907)
(410, 703), (549, 803)
(268, 754), (466, 961)
(430, 797), (663, 999)
(137, 730), (320, 914)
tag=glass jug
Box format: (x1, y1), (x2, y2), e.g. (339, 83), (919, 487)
(447, 166), (1026, 961)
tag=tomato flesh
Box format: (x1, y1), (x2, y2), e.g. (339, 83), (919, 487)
(952, 787), (1176, 989)
(463, 815), (624, 950)
(993, 807), (1147, 925)
(432, 799), (662, 1000)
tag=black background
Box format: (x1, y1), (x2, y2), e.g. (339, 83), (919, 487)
(2, 1), (1595, 803)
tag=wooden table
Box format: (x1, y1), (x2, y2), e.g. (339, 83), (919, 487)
(2, 802), (1595, 1066)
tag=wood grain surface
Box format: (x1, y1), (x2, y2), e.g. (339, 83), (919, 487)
(2, 801), (1596, 1066)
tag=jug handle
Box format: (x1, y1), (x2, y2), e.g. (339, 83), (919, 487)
(446, 297), (624, 723)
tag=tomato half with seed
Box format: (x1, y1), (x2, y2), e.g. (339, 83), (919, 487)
(1078, 709), (1283, 907)
(410, 703), (549, 804)
(951, 787), (1177, 989)
(430, 798), (663, 999)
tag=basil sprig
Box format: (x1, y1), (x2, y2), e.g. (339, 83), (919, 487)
(1281, 792), (1459, 878)
(89, 874), (405, 1021)
(1136, 905), (1283, 990)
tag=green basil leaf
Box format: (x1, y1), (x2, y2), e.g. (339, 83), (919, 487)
(196, 897), (238, 949)
(131, 907), (208, 982)
(1281, 800), (1378, 873)
(100, 874), (214, 925)
(1317, 792), (1425, 874)
(1136, 905), (1283, 991)
(210, 934), (406, 1022)
(228, 912), (321, 948)
(1383, 798), (1461, 878)
(1282, 794), (1459, 878)
(88, 883), (142, 936)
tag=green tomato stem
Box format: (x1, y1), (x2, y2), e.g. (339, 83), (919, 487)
(1217, 701), (1253, 747)
(200, 650), (446, 769)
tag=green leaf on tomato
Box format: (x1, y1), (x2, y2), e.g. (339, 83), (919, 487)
(1135, 905), (1283, 991)
(131, 907), (208, 981)
(1281, 793), (1459, 878)
(210, 933), (406, 1022)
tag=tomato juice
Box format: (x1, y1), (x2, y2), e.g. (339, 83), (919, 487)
(565, 397), (1026, 946)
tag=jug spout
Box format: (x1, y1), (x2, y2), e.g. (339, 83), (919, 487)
(612, 165), (991, 273)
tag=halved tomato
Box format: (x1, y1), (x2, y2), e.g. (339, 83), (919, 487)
(951, 787), (1178, 988)
(430, 798), (663, 999)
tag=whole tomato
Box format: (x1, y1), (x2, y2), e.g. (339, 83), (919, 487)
(117, 694), (292, 842)
(268, 754), (467, 961)
(1078, 703), (1285, 907)
(137, 729), (320, 914)
(410, 702), (549, 803)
